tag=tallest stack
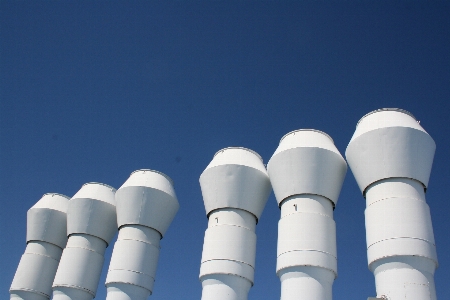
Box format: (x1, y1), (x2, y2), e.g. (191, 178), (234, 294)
(346, 109), (438, 300)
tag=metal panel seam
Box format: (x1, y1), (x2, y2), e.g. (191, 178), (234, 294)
(277, 249), (337, 259)
(200, 259), (256, 268)
(367, 237), (436, 248)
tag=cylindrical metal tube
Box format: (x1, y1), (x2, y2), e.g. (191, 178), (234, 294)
(268, 129), (347, 300)
(199, 147), (272, 300)
(276, 195), (337, 274)
(106, 283), (151, 300)
(106, 226), (160, 298)
(52, 183), (117, 300)
(201, 274), (252, 300)
(10, 193), (69, 300)
(346, 108), (438, 300)
(53, 234), (107, 300)
(200, 208), (257, 284)
(371, 257), (437, 300)
(278, 266), (335, 300)
(365, 178), (437, 299)
(277, 195), (337, 300)
(105, 169), (179, 299)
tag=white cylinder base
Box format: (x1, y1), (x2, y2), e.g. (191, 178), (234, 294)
(52, 287), (93, 300)
(201, 274), (252, 300)
(106, 283), (151, 300)
(10, 291), (48, 300)
(279, 266), (335, 300)
(372, 256), (437, 300)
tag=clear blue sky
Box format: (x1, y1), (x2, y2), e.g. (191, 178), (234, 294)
(1, 1), (449, 299)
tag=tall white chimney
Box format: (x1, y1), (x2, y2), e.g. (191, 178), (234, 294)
(267, 129), (347, 300)
(52, 182), (117, 300)
(346, 108), (438, 300)
(105, 169), (179, 300)
(10, 193), (70, 300)
(199, 147), (272, 300)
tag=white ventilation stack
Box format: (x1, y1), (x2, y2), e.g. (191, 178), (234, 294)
(10, 193), (70, 300)
(267, 130), (347, 300)
(52, 182), (117, 300)
(105, 169), (179, 300)
(346, 109), (438, 300)
(199, 147), (272, 300)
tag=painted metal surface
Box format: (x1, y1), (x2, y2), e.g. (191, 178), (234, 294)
(201, 209), (257, 284)
(268, 129), (346, 300)
(66, 182), (117, 244)
(365, 179), (437, 266)
(106, 283), (151, 300)
(346, 108), (435, 195)
(276, 196), (337, 274)
(278, 266), (335, 300)
(201, 274), (252, 300)
(346, 109), (438, 300)
(199, 147), (271, 300)
(275, 195), (337, 300)
(200, 147), (271, 220)
(268, 129), (347, 206)
(115, 169), (178, 237)
(106, 169), (179, 299)
(52, 183), (117, 300)
(10, 193), (69, 300)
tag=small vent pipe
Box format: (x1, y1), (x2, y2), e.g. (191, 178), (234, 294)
(105, 169), (179, 299)
(10, 193), (70, 300)
(267, 129), (347, 300)
(199, 147), (272, 300)
(52, 182), (117, 300)
(346, 109), (438, 300)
